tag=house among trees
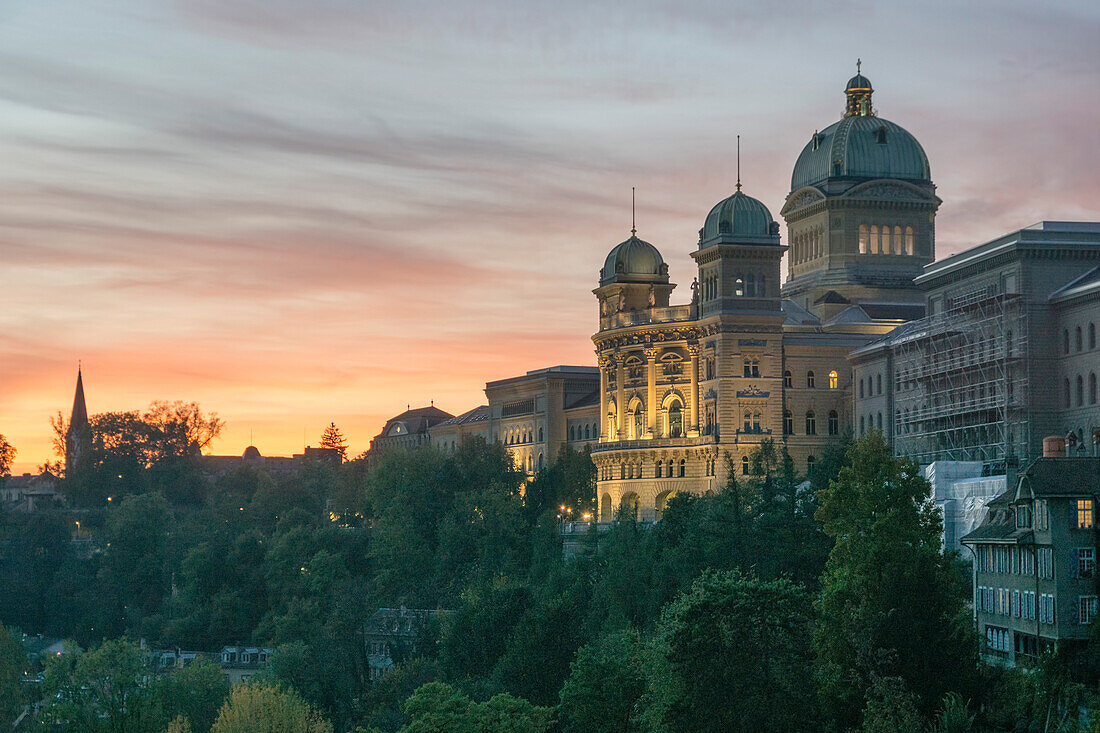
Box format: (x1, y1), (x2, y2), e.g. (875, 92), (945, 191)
(962, 434), (1099, 666)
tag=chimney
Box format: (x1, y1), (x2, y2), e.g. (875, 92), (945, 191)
(1043, 435), (1066, 458)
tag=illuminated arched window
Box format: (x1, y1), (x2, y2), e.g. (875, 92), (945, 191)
(668, 401), (684, 438)
(735, 275), (744, 297)
(869, 225), (879, 254)
(859, 224), (869, 254)
(893, 226), (903, 254)
(905, 226), (914, 255)
(828, 370), (838, 389)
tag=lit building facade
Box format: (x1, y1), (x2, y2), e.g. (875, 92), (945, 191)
(592, 71), (934, 521)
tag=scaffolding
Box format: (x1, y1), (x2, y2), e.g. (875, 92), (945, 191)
(892, 290), (1030, 471)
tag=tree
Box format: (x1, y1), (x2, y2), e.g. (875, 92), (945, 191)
(558, 629), (647, 733)
(0, 434), (15, 477)
(319, 423), (348, 461)
(398, 682), (552, 733)
(210, 682), (332, 733)
(151, 660), (230, 733)
(40, 638), (161, 733)
(98, 492), (174, 635)
(644, 569), (817, 733)
(814, 432), (977, 728)
(0, 625), (27, 728)
(858, 676), (923, 733)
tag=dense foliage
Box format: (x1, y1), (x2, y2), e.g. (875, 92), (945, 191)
(2, 423), (1098, 731)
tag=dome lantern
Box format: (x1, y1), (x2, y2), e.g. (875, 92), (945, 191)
(845, 58), (874, 117)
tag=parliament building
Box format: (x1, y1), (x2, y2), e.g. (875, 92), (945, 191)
(369, 69), (1100, 527)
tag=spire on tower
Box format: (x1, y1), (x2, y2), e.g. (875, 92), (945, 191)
(69, 366), (89, 432)
(736, 135), (742, 192)
(631, 187), (636, 236)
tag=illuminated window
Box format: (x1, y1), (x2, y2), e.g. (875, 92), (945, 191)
(859, 224), (868, 254)
(735, 275), (744, 297)
(893, 226), (903, 254)
(828, 370), (838, 389)
(869, 225), (879, 254)
(1078, 499), (1094, 529)
(668, 402), (684, 438)
(905, 226), (914, 255)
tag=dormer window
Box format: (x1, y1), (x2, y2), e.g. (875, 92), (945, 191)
(875, 126), (887, 144)
(1015, 505), (1031, 529)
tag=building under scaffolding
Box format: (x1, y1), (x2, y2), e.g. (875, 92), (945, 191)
(850, 221), (1100, 476)
(892, 290), (1030, 471)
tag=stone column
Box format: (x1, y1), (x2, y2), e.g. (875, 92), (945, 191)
(687, 344), (700, 437)
(645, 347), (658, 438)
(615, 352), (626, 441)
(598, 352), (609, 443)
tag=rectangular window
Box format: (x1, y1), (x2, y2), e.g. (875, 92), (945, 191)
(1078, 548), (1096, 579)
(1022, 549), (1035, 576)
(1080, 596), (1098, 625)
(1078, 499), (1094, 529)
(1040, 594), (1055, 625)
(1016, 506), (1031, 529)
(1036, 500), (1048, 530)
(1012, 589), (1021, 618)
(1038, 547), (1054, 579)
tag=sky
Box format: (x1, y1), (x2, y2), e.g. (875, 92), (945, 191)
(2, 0), (1099, 472)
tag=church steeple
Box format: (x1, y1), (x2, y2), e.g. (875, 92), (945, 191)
(65, 366), (91, 473)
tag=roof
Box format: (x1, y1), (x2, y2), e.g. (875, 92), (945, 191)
(814, 290), (851, 305)
(1016, 457), (1100, 499)
(565, 389), (600, 410)
(846, 73), (873, 91)
(1049, 266), (1100, 304)
(382, 406), (454, 436)
(600, 235), (667, 286)
(435, 405), (490, 427)
(791, 115), (930, 191)
(780, 299), (822, 326)
(699, 189), (779, 245)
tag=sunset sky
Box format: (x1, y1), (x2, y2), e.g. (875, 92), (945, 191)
(3, 0), (1099, 472)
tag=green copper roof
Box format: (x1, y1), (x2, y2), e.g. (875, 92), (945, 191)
(790, 115), (930, 191)
(846, 73), (873, 90)
(699, 190), (778, 245)
(600, 235), (667, 285)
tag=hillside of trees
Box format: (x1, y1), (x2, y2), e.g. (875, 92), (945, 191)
(1, 414), (1099, 731)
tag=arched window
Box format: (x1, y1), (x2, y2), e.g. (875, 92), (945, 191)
(633, 409), (645, 440)
(746, 273), (756, 297)
(743, 411), (752, 432)
(742, 455), (750, 475)
(859, 224), (868, 254)
(679, 459), (686, 477)
(655, 460), (663, 478)
(869, 225), (879, 254)
(893, 226), (903, 254)
(735, 275), (744, 297)
(527, 455), (534, 472)
(905, 226), (914, 255)
(1077, 327), (1084, 352)
(568, 426), (575, 441)
(1077, 375), (1084, 406)
(1064, 330), (1071, 355)
(751, 359), (760, 377)
(876, 412), (882, 430)
(807, 371), (816, 388)
(860, 415), (865, 435)
(668, 401), (684, 438)
(859, 378), (864, 398)
(784, 370), (792, 388)
(538, 453), (544, 470)
(666, 461), (673, 478)
(805, 411), (817, 435)
(758, 274), (766, 297)
(1065, 378), (1071, 408)
(782, 410), (793, 435)
(828, 370), (838, 389)
(538, 426), (544, 442)
(828, 410), (839, 435)
(876, 374), (883, 395)
(807, 455), (815, 471)
(752, 412), (761, 432)
(1091, 373), (1097, 405)
(585, 424), (591, 440)
(1091, 323), (1097, 350)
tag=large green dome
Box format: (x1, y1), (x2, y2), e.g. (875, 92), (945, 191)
(699, 190), (778, 245)
(791, 115), (930, 191)
(600, 235), (667, 285)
